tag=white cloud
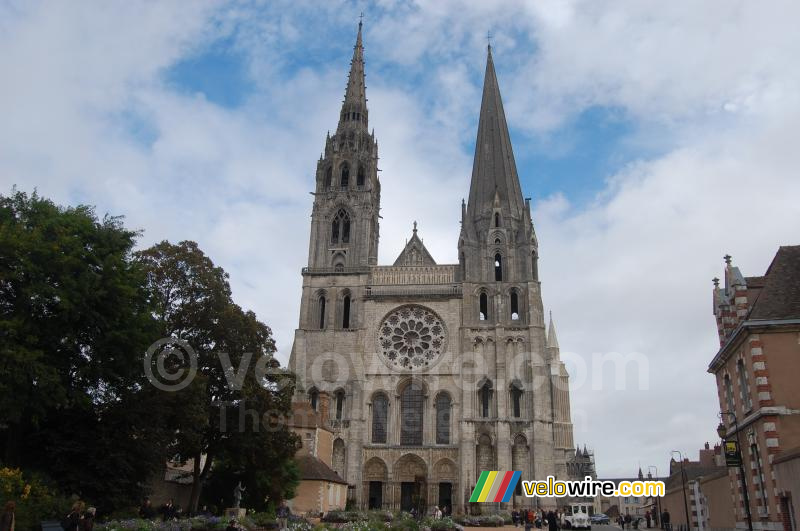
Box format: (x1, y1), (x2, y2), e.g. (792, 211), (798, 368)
(1, 0), (798, 478)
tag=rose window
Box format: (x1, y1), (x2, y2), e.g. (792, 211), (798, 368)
(377, 305), (446, 371)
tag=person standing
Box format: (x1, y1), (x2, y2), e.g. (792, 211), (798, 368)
(0, 502), (15, 531)
(645, 511), (651, 528)
(160, 499), (175, 521)
(79, 508), (95, 531)
(139, 498), (156, 520)
(276, 501), (290, 531)
(62, 502), (83, 531)
(546, 511), (556, 531)
(662, 510), (670, 531)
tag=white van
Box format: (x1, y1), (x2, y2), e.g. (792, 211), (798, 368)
(563, 503), (592, 530)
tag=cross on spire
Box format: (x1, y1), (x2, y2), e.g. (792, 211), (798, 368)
(487, 30), (492, 49)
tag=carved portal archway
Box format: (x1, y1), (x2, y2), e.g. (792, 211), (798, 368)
(393, 453), (429, 513)
(363, 457), (388, 510)
(432, 458), (458, 514)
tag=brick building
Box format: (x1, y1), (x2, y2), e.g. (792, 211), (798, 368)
(287, 395), (348, 515)
(708, 246), (800, 531)
(660, 444), (733, 531)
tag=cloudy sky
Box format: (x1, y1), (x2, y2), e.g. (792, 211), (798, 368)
(2, 0), (799, 477)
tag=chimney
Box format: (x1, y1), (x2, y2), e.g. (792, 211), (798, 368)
(317, 391), (331, 427)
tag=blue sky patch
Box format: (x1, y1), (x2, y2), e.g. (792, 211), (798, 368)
(165, 36), (254, 108)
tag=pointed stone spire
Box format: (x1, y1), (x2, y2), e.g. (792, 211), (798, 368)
(467, 45), (525, 220)
(337, 20), (368, 133)
(547, 311), (560, 349)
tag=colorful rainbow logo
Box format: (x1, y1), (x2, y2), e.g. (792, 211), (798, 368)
(469, 471), (522, 503)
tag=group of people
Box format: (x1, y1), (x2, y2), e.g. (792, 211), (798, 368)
(61, 502), (96, 531)
(408, 505), (450, 520)
(511, 508), (559, 530)
(138, 497), (185, 521)
(617, 509), (670, 530)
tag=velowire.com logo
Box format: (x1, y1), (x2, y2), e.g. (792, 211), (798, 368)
(469, 471), (522, 503)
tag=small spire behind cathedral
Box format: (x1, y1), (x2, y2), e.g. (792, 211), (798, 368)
(413, 220), (417, 234)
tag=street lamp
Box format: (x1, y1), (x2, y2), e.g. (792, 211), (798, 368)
(717, 411), (753, 531)
(670, 451), (691, 531)
(648, 466), (661, 529)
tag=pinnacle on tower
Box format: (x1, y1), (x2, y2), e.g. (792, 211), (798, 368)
(467, 45), (525, 220)
(547, 311), (560, 349)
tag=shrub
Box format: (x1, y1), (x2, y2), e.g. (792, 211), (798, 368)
(497, 511), (513, 525)
(0, 467), (73, 531)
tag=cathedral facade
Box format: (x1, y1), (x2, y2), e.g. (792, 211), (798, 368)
(288, 23), (575, 513)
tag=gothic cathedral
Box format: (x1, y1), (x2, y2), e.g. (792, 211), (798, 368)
(288, 23), (576, 512)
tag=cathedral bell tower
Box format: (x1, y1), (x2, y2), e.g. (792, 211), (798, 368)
(307, 21), (380, 271)
(459, 45), (540, 327)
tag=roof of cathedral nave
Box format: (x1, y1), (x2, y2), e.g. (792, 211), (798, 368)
(394, 221), (437, 266)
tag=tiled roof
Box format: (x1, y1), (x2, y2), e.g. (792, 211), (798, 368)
(749, 245), (800, 320)
(296, 454), (347, 484)
(744, 276), (766, 288)
(664, 464), (723, 491)
(287, 402), (324, 429)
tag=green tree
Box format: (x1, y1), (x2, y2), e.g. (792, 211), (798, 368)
(136, 241), (299, 513)
(0, 189), (168, 511)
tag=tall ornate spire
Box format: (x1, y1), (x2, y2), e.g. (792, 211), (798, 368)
(337, 21), (368, 134)
(467, 45), (525, 220)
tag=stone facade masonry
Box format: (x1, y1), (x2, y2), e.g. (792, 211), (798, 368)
(288, 25), (575, 513)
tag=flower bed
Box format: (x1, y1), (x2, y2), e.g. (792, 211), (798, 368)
(320, 510), (393, 523)
(96, 515), (313, 531)
(316, 512), (463, 530)
(453, 514), (505, 527)
(97, 516), (228, 531)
